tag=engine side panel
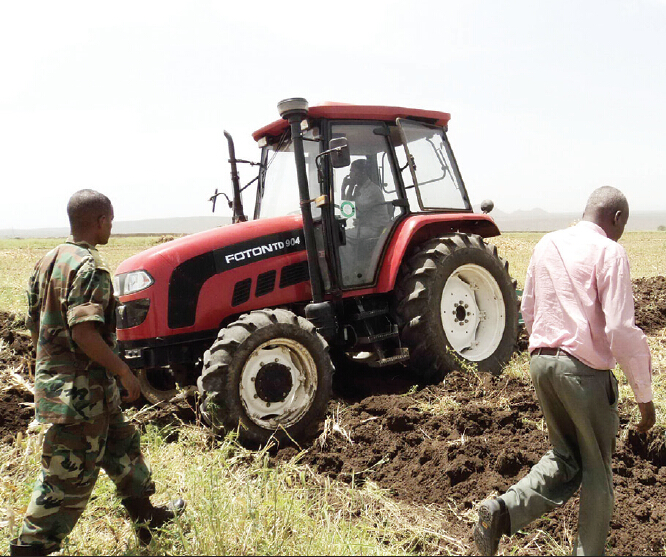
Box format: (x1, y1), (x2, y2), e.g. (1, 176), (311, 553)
(168, 228), (308, 328)
(116, 218), (311, 342)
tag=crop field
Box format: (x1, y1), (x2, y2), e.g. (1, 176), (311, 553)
(1, 231), (666, 555)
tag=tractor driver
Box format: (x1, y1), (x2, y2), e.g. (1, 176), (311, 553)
(339, 159), (392, 283)
(341, 159), (391, 236)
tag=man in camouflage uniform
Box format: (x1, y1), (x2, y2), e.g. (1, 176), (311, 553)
(11, 190), (184, 556)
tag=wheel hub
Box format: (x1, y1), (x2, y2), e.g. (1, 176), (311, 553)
(239, 339), (318, 429)
(254, 362), (293, 403)
(441, 264), (505, 362)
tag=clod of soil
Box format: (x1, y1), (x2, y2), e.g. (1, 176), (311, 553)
(0, 310), (32, 369)
(0, 311), (34, 442)
(634, 276), (666, 333)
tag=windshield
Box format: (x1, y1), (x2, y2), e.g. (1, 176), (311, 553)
(255, 131), (321, 220)
(397, 119), (470, 211)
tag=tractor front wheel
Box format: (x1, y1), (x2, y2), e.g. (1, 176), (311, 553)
(136, 366), (195, 404)
(396, 233), (518, 383)
(197, 309), (333, 447)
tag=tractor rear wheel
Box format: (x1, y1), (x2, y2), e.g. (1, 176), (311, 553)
(396, 233), (518, 383)
(197, 308), (333, 447)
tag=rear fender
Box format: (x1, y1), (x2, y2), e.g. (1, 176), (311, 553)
(374, 213), (501, 293)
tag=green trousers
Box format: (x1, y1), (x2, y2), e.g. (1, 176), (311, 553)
(500, 353), (620, 556)
(18, 408), (154, 552)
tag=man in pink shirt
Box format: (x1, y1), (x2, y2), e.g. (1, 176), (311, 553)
(473, 186), (655, 556)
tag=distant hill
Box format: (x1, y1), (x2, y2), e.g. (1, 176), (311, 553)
(484, 209), (666, 232)
(2, 210), (665, 239)
(0, 216), (233, 239)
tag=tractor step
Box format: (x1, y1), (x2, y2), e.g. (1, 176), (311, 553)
(356, 329), (399, 345)
(349, 308), (389, 322)
(368, 349), (410, 368)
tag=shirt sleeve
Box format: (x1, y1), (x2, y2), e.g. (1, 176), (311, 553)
(66, 258), (111, 328)
(598, 248), (652, 403)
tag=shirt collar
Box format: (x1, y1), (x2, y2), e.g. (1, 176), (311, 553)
(576, 220), (607, 238)
(66, 236), (97, 250)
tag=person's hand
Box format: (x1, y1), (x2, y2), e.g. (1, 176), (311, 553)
(636, 401), (656, 433)
(341, 175), (351, 199)
(116, 364), (141, 403)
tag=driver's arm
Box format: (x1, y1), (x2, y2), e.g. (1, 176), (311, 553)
(341, 175), (352, 200)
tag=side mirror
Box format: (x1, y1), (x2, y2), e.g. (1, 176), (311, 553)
(480, 199), (494, 214)
(329, 137), (350, 168)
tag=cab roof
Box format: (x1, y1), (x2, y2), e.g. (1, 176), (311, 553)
(252, 103), (451, 142)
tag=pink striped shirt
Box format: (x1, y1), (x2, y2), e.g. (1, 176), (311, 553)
(521, 221), (652, 403)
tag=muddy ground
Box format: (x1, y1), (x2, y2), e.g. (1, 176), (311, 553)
(0, 311), (34, 443)
(2, 278), (666, 554)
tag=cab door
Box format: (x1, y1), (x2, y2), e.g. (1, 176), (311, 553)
(328, 122), (404, 288)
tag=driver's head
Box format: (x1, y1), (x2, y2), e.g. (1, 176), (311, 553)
(349, 159), (369, 186)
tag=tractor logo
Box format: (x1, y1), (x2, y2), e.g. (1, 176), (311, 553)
(340, 200), (356, 219)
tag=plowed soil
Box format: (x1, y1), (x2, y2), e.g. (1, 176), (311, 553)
(289, 368), (666, 555)
(2, 278), (666, 554)
(0, 311), (34, 443)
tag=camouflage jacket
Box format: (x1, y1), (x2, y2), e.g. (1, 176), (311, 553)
(26, 238), (120, 424)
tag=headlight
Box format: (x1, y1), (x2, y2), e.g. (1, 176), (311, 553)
(114, 270), (154, 296)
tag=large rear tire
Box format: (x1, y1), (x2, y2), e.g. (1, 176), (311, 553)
(396, 234), (518, 383)
(197, 309), (333, 447)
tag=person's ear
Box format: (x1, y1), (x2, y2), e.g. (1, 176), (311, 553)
(614, 210), (627, 227)
(97, 214), (110, 230)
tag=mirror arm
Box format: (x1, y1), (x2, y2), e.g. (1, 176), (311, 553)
(209, 189), (233, 213)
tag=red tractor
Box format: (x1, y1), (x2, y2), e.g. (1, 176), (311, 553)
(114, 98), (519, 446)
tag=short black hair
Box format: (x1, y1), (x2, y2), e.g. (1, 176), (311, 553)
(584, 186), (628, 219)
(67, 189), (113, 232)
(351, 159), (369, 172)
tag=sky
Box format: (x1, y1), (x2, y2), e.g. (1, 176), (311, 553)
(1, 0), (665, 231)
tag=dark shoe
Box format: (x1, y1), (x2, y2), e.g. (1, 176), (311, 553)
(122, 496), (186, 545)
(9, 540), (49, 556)
(473, 498), (509, 556)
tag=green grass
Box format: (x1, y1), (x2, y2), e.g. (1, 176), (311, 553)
(0, 421), (461, 555)
(0, 236), (164, 317)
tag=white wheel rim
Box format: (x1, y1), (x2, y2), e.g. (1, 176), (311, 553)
(239, 338), (318, 429)
(440, 264), (505, 362)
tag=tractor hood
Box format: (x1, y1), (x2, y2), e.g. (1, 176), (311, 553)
(115, 214), (310, 336)
(115, 215), (305, 278)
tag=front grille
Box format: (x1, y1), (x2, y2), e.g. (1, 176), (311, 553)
(232, 278), (252, 307)
(256, 270), (277, 297)
(280, 260), (309, 288)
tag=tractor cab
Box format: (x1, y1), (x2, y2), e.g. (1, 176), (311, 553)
(245, 102), (474, 296)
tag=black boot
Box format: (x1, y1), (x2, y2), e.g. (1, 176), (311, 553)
(9, 540), (49, 556)
(121, 496), (186, 545)
(473, 498), (510, 556)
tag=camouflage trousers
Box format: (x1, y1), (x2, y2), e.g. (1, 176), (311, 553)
(18, 408), (154, 552)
